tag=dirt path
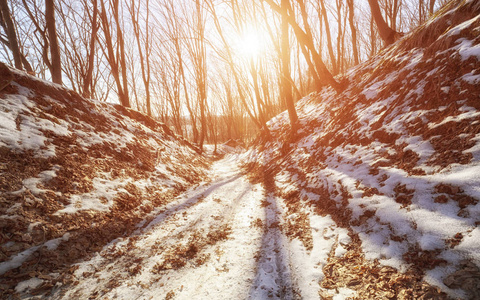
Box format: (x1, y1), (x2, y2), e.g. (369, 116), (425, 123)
(45, 156), (317, 299)
(11, 154), (455, 299)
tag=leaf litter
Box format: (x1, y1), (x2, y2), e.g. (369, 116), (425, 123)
(2, 1), (480, 299)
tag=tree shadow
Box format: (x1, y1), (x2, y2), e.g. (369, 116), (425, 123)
(281, 146), (477, 276)
(248, 164), (297, 299)
(142, 173), (244, 231)
(0, 172), (245, 298)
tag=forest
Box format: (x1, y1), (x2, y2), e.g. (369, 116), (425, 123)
(1, 0), (445, 148)
(1, 0), (480, 298)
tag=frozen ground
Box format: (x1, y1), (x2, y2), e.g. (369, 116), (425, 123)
(43, 155), (350, 299)
(2, 1), (480, 299)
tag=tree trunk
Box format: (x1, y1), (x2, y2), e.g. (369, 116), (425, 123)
(250, 59), (267, 128)
(176, 38), (198, 142)
(113, 0), (129, 107)
(429, 0), (436, 15)
(99, 0), (129, 107)
(83, 0), (98, 98)
(193, 0), (207, 152)
(391, 0), (399, 32)
(0, 0), (22, 70)
(281, 0), (298, 131)
(319, 0), (337, 74)
(369, 15), (377, 57)
(367, 0), (398, 46)
(347, 0), (359, 65)
(45, 0), (62, 84)
(263, 0), (341, 92)
(419, 0), (424, 24)
(335, 0), (343, 74)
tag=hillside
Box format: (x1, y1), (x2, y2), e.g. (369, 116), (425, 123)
(243, 0), (480, 298)
(0, 64), (209, 297)
(1, 0), (480, 299)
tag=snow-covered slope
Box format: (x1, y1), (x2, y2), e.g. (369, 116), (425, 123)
(2, 1), (480, 299)
(0, 64), (209, 296)
(243, 1), (480, 298)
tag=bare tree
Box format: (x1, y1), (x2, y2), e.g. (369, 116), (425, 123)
(45, 0), (62, 84)
(263, 0), (342, 92)
(280, 0), (298, 131)
(55, 0), (99, 97)
(185, 0), (208, 151)
(84, 0), (98, 98)
(429, 0), (436, 15)
(1, 0), (449, 146)
(129, 0), (152, 116)
(319, 0), (337, 74)
(419, 0), (425, 24)
(335, 0), (343, 73)
(20, 0), (50, 77)
(0, 0), (23, 69)
(205, 0), (265, 133)
(369, 15), (377, 57)
(347, 0), (359, 65)
(20, 0), (62, 79)
(155, 0), (199, 142)
(99, 0), (130, 107)
(157, 60), (183, 135)
(368, 0), (400, 45)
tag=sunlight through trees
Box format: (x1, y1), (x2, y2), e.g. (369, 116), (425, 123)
(0, 0), (448, 148)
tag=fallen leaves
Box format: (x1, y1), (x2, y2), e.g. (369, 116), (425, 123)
(0, 72), (211, 298)
(402, 246), (447, 271)
(393, 184), (415, 208)
(152, 224), (231, 274)
(320, 237), (449, 299)
(443, 260), (480, 299)
(434, 183), (479, 212)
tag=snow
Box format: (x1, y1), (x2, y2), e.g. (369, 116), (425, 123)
(0, 245), (41, 276)
(419, 234), (445, 251)
(2, 1), (480, 299)
(457, 228), (480, 263)
(54, 177), (131, 214)
(15, 278), (44, 293)
(461, 72), (480, 84)
(362, 81), (383, 100)
(27, 156), (354, 299)
(44, 233), (71, 250)
(405, 50), (424, 69)
(0, 232), (72, 276)
(333, 288), (357, 299)
(443, 14), (480, 37)
(402, 136), (435, 164)
(234, 7), (480, 298)
(430, 164), (480, 199)
(428, 107), (480, 129)
(52, 160), (263, 298)
(424, 266), (467, 299)
(0, 95), (54, 156)
(455, 38), (480, 61)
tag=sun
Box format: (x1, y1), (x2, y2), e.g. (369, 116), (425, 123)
(236, 28), (266, 59)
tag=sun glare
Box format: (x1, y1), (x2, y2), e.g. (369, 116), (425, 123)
(237, 28), (265, 58)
